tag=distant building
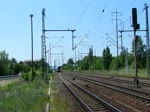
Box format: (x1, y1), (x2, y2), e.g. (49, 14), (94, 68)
(23, 59), (41, 66)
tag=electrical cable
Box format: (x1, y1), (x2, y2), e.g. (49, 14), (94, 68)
(45, 14), (71, 28)
(88, 0), (110, 36)
(74, 0), (93, 28)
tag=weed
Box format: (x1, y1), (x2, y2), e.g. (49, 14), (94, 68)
(0, 76), (48, 111)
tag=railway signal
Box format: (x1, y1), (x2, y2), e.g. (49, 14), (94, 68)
(132, 8), (140, 87)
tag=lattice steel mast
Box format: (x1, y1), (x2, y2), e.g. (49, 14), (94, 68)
(41, 8), (46, 78)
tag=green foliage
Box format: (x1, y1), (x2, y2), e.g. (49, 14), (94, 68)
(128, 53), (134, 68)
(67, 58), (74, 65)
(102, 46), (112, 71)
(0, 51), (44, 81)
(131, 36), (146, 69)
(61, 35), (148, 74)
(62, 64), (74, 71)
(110, 57), (116, 70)
(62, 58), (75, 71)
(93, 56), (102, 70)
(0, 77), (48, 111)
(22, 72), (30, 81)
(0, 50), (9, 75)
(76, 60), (82, 71)
(35, 70), (42, 76)
(88, 47), (93, 70)
(82, 56), (89, 70)
(119, 47), (126, 68)
(0, 51), (28, 75)
(21, 69), (37, 81)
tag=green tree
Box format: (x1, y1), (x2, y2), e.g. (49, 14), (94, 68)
(67, 58), (74, 70)
(119, 47), (126, 68)
(102, 46), (112, 71)
(93, 56), (102, 70)
(67, 58), (74, 65)
(62, 64), (69, 70)
(18, 61), (26, 72)
(132, 36), (146, 69)
(88, 47), (93, 70)
(82, 56), (89, 70)
(0, 51), (9, 75)
(110, 57), (116, 70)
(9, 58), (17, 74)
(14, 64), (22, 74)
(76, 60), (82, 71)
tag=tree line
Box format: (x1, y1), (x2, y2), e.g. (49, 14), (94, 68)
(62, 36), (146, 71)
(0, 50), (51, 81)
(0, 36), (146, 76)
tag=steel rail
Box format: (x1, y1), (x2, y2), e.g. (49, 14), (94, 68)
(74, 75), (150, 97)
(71, 75), (150, 102)
(70, 72), (150, 87)
(59, 75), (93, 112)
(61, 74), (121, 112)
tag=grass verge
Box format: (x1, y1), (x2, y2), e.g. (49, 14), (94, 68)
(49, 73), (70, 112)
(0, 76), (48, 112)
(81, 69), (148, 78)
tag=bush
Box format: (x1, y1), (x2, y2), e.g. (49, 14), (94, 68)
(22, 72), (30, 81)
(21, 69), (39, 81)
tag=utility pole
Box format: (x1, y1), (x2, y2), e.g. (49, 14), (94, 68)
(72, 34), (87, 71)
(49, 46), (63, 68)
(78, 51), (80, 60)
(49, 43), (51, 67)
(119, 29), (146, 77)
(61, 53), (64, 66)
(144, 3), (150, 78)
(54, 60), (56, 72)
(41, 8), (75, 78)
(49, 44), (51, 68)
(91, 45), (94, 72)
(120, 21), (124, 50)
(45, 45), (48, 81)
(78, 51), (81, 70)
(119, 4), (148, 80)
(126, 48), (129, 74)
(94, 50), (96, 71)
(80, 53), (88, 71)
(75, 46), (77, 71)
(120, 31), (123, 50)
(42, 8), (46, 79)
(112, 9), (121, 73)
(81, 53), (83, 70)
(72, 31), (75, 50)
(30, 14), (34, 80)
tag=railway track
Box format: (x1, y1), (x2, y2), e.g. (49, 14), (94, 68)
(64, 73), (150, 104)
(59, 73), (121, 112)
(71, 72), (150, 87)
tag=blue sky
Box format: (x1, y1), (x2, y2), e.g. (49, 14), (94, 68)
(0, 0), (150, 66)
